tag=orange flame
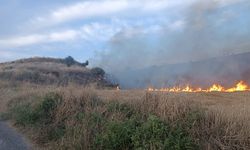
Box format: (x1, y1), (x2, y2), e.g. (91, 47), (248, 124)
(147, 81), (250, 92)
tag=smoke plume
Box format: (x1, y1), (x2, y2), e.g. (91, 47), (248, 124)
(95, 0), (250, 88)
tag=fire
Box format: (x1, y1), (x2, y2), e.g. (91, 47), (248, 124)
(147, 81), (250, 92)
(209, 84), (224, 92)
(226, 81), (248, 92)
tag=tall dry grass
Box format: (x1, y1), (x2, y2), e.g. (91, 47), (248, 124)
(137, 92), (250, 150)
(1, 82), (250, 149)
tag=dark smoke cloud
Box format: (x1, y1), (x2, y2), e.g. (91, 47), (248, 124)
(94, 0), (250, 88)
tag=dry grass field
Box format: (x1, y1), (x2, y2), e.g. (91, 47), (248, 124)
(98, 90), (250, 149)
(0, 81), (250, 150)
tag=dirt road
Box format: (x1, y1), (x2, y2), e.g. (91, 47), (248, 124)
(0, 121), (31, 150)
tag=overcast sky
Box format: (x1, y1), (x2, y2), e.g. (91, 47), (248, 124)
(0, 0), (249, 66)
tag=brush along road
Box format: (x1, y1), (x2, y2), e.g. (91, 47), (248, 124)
(0, 121), (31, 150)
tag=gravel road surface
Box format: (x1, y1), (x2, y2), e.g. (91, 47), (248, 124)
(0, 121), (31, 150)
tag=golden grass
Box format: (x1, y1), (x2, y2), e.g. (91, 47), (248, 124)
(1, 82), (250, 149)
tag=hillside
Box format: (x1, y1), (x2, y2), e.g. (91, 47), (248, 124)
(0, 57), (116, 88)
(117, 52), (250, 88)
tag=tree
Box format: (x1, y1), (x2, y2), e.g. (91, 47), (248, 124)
(91, 67), (105, 78)
(81, 60), (89, 67)
(64, 56), (75, 67)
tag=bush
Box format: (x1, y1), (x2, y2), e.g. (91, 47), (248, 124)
(10, 92), (62, 126)
(90, 67), (105, 78)
(81, 60), (89, 67)
(95, 119), (138, 149)
(132, 116), (197, 150)
(11, 103), (40, 125)
(95, 115), (197, 150)
(64, 56), (75, 67)
(47, 123), (66, 141)
(34, 92), (62, 123)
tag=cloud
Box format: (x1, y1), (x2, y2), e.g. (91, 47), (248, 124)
(30, 0), (243, 27)
(0, 21), (124, 48)
(80, 22), (123, 41)
(31, 1), (128, 27)
(49, 30), (79, 42)
(0, 0), (247, 64)
(49, 1), (128, 23)
(168, 20), (186, 31)
(0, 30), (79, 48)
(29, 0), (194, 28)
(0, 19), (168, 48)
(4, 0), (240, 47)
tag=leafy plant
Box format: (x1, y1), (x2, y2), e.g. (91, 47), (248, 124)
(95, 115), (197, 150)
(9, 92), (62, 126)
(95, 119), (138, 149)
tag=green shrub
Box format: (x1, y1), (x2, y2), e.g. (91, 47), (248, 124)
(11, 103), (40, 125)
(76, 112), (85, 122)
(132, 115), (197, 150)
(131, 115), (169, 149)
(95, 115), (197, 150)
(0, 112), (12, 121)
(95, 118), (138, 149)
(43, 92), (62, 108)
(33, 92), (62, 124)
(9, 92), (62, 126)
(163, 125), (197, 150)
(47, 123), (66, 141)
(89, 112), (105, 127)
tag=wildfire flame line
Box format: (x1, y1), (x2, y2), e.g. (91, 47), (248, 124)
(147, 81), (250, 92)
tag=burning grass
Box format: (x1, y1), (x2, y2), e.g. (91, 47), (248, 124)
(0, 82), (250, 149)
(147, 81), (250, 93)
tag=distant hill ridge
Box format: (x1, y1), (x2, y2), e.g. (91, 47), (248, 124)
(0, 56), (116, 88)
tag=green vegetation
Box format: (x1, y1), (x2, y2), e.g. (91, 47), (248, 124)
(63, 56), (89, 67)
(90, 67), (105, 78)
(8, 92), (62, 126)
(96, 115), (197, 150)
(64, 56), (75, 67)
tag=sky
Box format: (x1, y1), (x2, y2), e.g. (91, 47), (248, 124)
(0, 0), (250, 70)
